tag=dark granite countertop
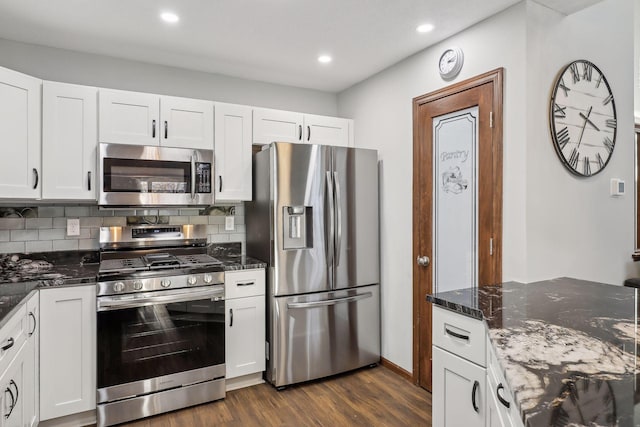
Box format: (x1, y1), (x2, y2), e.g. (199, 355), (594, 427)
(428, 278), (639, 427)
(0, 250), (99, 287)
(0, 281), (39, 330)
(208, 243), (268, 270)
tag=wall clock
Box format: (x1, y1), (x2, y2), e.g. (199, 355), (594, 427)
(438, 47), (464, 80)
(549, 59), (617, 177)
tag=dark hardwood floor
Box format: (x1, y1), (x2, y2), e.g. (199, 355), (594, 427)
(125, 366), (432, 426)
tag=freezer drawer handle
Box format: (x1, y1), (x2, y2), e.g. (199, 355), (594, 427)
(444, 327), (469, 341)
(287, 292), (373, 309)
(497, 383), (510, 409)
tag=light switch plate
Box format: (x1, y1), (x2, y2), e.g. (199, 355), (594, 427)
(225, 216), (235, 231)
(67, 218), (80, 236)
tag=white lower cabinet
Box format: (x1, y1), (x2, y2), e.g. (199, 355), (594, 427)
(0, 344), (26, 427)
(486, 336), (523, 427)
(433, 346), (485, 427)
(25, 293), (39, 427)
(225, 269), (265, 389)
(40, 286), (96, 421)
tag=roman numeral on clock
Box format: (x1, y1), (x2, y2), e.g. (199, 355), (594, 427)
(569, 148), (579, 169)
(553, 103), (566, 118)
(596, 153), (604, 169)
(606, 119), (617, 129)
(583, 157), (591, 176)
(570, 63), (580, 83)
(596, 75), (603, 88)
(556, 127), (570, 149)
(582, 63), (592, 81)
(603, 136), (614, 154)
(558, 78), (570, 96)
(603, 94), (613, 105)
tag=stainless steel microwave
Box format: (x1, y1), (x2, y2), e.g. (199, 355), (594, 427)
(98, 143), (214, 207)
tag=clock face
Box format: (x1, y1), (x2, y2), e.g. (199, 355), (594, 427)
(438, 47), (463, 80)
(550, 60), (617, 177)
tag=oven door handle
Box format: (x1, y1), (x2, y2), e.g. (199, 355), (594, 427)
(97, 287), (224, 311)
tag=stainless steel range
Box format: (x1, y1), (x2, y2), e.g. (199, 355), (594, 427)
(96, 225), (225, 427)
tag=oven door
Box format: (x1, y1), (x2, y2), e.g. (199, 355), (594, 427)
(98, 142), (213, 207)
(97, 286), (225, 404)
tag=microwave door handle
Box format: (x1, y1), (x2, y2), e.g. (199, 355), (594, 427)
(191, 152), (196, 200)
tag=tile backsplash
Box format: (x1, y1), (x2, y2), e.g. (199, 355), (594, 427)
(0, 204), (245, 254)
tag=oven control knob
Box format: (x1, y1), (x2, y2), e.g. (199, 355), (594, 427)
(113, 282), (125, 293)
(161, 279), (172, 288)
(203, 274), (213, 284)
(187, 276), (198, 286)
(133, 280), (143, 290)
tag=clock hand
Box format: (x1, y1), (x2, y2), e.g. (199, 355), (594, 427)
(579, 112), (600, 131)
(576, 106), (593, 150)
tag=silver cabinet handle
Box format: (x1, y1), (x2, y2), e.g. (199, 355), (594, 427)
(298, 124), (302, 141)
(219, 175), (223, 193)
(497, 383), (510, 408)
(87, 171), (92, 191)
(164, 120), (168, 139)
(287, 292), (372, 309)
(445, 327), (470, 341)
(229, 308), (233, 327)
(237, 281), (255, 287)
(417, 256), (430, 267)
(32, 168), (39, 189)
(307, 125), (311, 141)
(152, 120), (156, 138)
(28, 312), (36, 337)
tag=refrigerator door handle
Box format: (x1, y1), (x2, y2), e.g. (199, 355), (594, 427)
(326, 171), (335, 268)
(333, 171), (343, 267)
(286, 292), (373, 309)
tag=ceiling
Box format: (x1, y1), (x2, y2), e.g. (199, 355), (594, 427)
(0, 0), (525, 92)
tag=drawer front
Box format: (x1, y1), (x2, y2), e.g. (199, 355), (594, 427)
(487, 336), (523, 427)
(0, 305), (27, 375)
(433, 306), (486, 367)
(225, 269), (265, 299)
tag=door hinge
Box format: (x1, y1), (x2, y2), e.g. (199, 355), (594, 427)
(490, 111), (494, 128)
(490, 238), (494, 256)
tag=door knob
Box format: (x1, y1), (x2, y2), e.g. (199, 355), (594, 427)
(417, 256), (430, 267)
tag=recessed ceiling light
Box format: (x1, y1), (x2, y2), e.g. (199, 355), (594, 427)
(160, 12), (180, 24)
(416, 23), (434, 33)
(318, 55), (332, 64)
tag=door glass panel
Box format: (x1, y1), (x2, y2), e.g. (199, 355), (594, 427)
(433, 106), (479, 292)
(97, 298), (225, 389)
(103, 158), (190, 193)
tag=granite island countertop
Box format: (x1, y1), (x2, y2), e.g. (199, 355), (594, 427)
(428, 277), (640, 427)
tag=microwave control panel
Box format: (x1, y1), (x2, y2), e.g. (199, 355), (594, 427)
(196, 163), (212, 193)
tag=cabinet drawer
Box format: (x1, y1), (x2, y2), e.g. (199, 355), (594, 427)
(0, 304), (27, 376)
(433, 306), (485, 367)
(225, 269), (265, 299)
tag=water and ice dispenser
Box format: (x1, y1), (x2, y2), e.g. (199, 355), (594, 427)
(283, 206), (312, 249)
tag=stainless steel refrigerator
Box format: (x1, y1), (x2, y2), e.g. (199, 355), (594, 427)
(246, 142), (380, 388)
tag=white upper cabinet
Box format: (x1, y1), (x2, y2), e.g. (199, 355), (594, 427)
(98, 89), (159, 146)
(253, 108), (303, 144)
(303, 114), (350, 147)
(0, 66), (42, 199)
(214, 102), (252, 201)
(253, 107), (352, 147)
(43, 81), (97, 200)
(99, 89), (214, 149)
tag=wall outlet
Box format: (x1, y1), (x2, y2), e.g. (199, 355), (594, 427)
(225, 216), (235, 231)
(67, 218), (80, 236)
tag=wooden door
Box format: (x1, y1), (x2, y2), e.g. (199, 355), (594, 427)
(42, 81), (97, 200)
(413, 69), (503, 391)
(98, 89), (159, 146)
(160, 96), (214, 150)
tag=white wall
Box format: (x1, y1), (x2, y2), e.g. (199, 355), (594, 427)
(0, 38), (338, 116)
(525, 0), (636, 284)
(337, 3), (528, 372)
(635, 0), (640, 119)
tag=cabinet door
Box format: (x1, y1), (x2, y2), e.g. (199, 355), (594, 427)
(225, 295), (266, 379)
(160, 96), (213, 150)
(0, 66), (41, 198)
(40, 286), (96, 421)
(432, 346), (485, 427)
(303, 114), (350, 147)
(214, 103), (252, 201)
(486, 381), (509, 427)
(43, 81), (97, 200)
(98, 89), (159, 145)
(0, 343), (26, 427)
(24, 293), (39, 427)
(253, 108), (303, 145)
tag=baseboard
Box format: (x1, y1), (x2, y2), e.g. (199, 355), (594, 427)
(39, 409), (96, 427)
(226, 372), (265, 392)
(380, 358), (413, 382)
